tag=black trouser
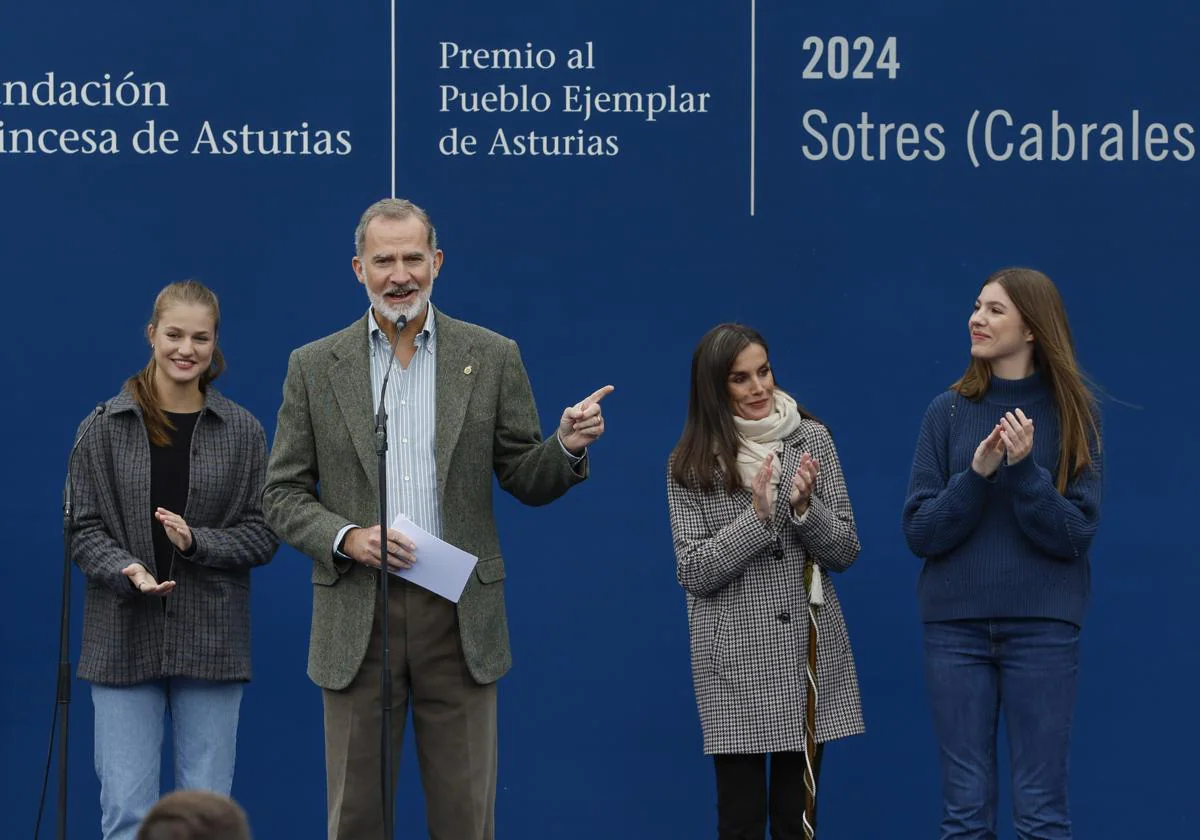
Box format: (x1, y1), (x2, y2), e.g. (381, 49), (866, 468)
(713, 747), (825, 840)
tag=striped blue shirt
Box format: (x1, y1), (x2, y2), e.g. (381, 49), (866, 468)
(332, 307), (440, 558)
(367, 307), (442, 538)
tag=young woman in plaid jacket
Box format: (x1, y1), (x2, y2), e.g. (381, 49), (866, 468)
(667, 323), (864, 840)
(69, 280), (277, 840)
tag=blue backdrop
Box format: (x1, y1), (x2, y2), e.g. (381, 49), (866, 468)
(3, 1), (1196, 837)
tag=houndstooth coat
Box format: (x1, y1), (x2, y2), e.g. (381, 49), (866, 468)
(668, 420), (865, 754)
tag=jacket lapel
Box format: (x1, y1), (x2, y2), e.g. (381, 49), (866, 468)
(105, 393), (158, 571)
(434, 311), (478, 496)
(329, 315), (378, 482)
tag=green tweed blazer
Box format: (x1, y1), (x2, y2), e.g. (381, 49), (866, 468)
(263, 309), (586, 689)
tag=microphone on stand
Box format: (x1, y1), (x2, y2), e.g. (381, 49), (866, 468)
(373, 312), (406, 840)
(375, 313), (407, 428)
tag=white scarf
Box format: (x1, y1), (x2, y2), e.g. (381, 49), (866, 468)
(730, 389), (824, 605)
(731, 389), (802, 495)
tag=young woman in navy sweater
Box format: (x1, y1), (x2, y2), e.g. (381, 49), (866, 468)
(903, 268), (1102, 840)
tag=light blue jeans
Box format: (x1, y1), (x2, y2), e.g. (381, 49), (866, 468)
(91, 678), (244, 840)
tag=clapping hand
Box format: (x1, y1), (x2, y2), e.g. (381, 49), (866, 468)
(751, 453), (775, 522)
(122, 563), (175, 596)
(155, 507), (193, 553)
(971, 424), (1006, 478)
(999, 409), (1034, 465)
(789, 453), (821, 515)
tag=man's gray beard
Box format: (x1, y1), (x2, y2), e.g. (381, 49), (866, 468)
(368, 284), (432, 325)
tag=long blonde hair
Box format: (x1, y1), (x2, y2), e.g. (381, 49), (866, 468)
(953, 267), (1099, 492)
(127, 280), (225, 447)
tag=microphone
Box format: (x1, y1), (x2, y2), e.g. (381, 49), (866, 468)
(375, 313), (408, 427)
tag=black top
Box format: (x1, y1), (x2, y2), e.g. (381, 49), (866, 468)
(149, 410), (200, 574)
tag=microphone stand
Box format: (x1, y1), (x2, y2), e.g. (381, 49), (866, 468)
(43, 403), (106, 840)
(374, 313), (406, 840)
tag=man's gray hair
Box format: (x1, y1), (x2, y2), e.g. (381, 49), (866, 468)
(354, 198), (438, 256)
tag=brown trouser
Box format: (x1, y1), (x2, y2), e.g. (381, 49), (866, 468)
(322, 578), (497, 840)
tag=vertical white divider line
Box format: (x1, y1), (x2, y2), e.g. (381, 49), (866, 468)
(391, 0), (397, 197)
(750, 0), (757, 216)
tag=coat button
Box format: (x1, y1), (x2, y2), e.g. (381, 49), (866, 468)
(777, 612), (791, 623)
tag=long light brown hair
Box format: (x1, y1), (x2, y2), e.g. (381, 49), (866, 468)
(127, 280), (225, 447)
(953, 267), (1100, 492)
(670, 323), (816, 493)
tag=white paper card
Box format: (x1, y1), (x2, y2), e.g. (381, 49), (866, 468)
(386, 514), (479, 603)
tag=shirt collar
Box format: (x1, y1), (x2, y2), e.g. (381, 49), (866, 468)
(108, 385), (230, 419)
(367, 305), (436, 357)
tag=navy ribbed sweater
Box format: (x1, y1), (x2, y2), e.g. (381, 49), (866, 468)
(902, 372), (1102, 626)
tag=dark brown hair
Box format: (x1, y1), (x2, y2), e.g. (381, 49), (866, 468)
(953, 267), (1100, 492)
(670, 323), (816, 493)
(127, 280), (225, 447)
(136, 790), (251, 840)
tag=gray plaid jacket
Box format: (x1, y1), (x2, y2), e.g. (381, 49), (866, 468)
(71, 387), (278, 685)
(668, 421), (865, 754)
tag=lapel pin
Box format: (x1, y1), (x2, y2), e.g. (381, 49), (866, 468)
(463, 365), (473, 375)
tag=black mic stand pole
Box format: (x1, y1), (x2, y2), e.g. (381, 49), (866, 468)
(49, 402), (105, 840)
(374, 314), (406, 840)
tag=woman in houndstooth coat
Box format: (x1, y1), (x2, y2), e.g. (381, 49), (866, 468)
(667, 323), (864, 840)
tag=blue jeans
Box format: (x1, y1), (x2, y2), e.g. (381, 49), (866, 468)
(923, 619), (1080, 840)
(91, 678), (244, 840)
